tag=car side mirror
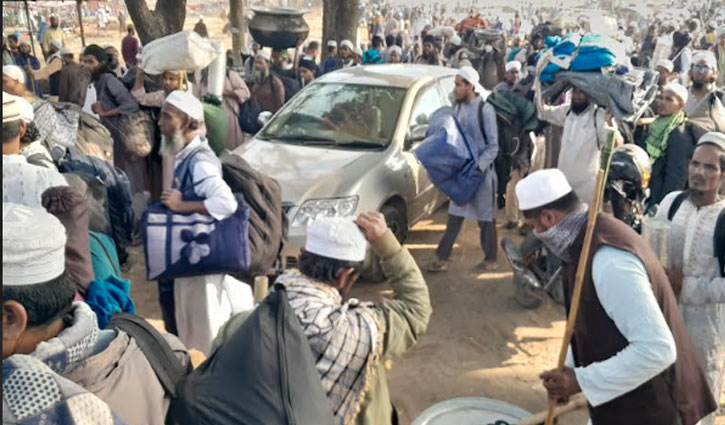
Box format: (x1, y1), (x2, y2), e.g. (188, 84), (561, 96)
(258, 111), (273, 127)
(405, 124), (429, 150)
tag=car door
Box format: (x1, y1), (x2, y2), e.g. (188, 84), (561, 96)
(402, 82), (447, 224)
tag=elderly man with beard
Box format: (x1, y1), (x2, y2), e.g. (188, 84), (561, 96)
(154, 90), (249, 355)
(214, 214), (431, 425)
(42, 15), (65, 55)
(656, 132), (725, 425)
(515, 168), (717, 425)
(534, 78), (616, 207)
(339, 39), (356, 68)
(250, 50), (285, 114)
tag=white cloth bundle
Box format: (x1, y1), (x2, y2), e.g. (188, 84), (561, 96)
(142, 31), (219, 75)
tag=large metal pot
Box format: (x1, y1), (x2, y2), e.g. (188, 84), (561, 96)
(249, 7), (309, 49)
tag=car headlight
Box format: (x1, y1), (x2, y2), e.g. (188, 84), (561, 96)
(291, 196), (359, 227)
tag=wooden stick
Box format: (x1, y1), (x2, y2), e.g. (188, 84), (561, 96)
(543, 128), (617, 425)
(518, 394), (587, 425)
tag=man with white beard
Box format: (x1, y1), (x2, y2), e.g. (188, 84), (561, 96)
(249, 50), (285, 114)
(154, 90), (251, 355)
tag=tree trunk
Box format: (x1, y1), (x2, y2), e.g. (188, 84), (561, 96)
(322, 0), (358, 51)
(229, 0), (245, 66)
(125, 0), (186, 45)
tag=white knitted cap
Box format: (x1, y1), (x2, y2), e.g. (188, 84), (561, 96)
(305, 217), (367, 262)
(3, 203), (67, 286)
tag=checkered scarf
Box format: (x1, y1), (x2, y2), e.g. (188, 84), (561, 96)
(276, 270), (383, 425)
(30, 302), (100, 375)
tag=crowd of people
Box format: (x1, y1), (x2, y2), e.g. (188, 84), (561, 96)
(2, 1), (725, 424)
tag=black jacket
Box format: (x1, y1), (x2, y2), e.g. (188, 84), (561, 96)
(644, 124), (695, 205)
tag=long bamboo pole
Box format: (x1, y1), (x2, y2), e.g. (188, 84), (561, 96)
(76, 0), (86, 47)
(23, 0), (37, 57)
(543, 128), (617, 425)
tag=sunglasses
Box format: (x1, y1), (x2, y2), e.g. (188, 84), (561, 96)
(692, 64), (713, 73)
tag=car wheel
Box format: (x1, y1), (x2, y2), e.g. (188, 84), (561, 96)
(361, 204), (407, 283)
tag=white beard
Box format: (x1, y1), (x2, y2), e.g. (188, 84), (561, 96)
(160, 127), (186, 157)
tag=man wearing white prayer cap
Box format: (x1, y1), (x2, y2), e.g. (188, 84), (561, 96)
(655, 59), (675, 88)
(215, 212), (431, 425)
(654, 132), (725, 425)
(3, 64), (26, 94)
(428, 65), (499, 273)
(645, 81), (694, 204)
(3, 93), (67, 208)
(339, 40), (356, 68)
(686, 51), (720, 116)
(29, 38), (64, 97)
(251, 49), (285, 113)
(155, 89), (245, 355)
(2, 201), (192, 424)
(495, 60), (522, 93)
(322, 39), (339, 74)
(515, 169), (717, 425)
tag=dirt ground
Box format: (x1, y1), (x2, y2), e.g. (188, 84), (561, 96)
(126, 206), (724, 425)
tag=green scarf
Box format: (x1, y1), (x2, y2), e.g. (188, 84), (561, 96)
(645, 111), (685, 161)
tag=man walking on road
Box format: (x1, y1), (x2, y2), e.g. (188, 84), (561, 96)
(516, 169), (717, 425)
(428, 66), (499, 273)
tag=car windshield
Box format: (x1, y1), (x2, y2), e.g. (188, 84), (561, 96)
(259, 83), (408, 148)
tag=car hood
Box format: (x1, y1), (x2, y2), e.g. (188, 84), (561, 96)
(234, 139), (387, 204)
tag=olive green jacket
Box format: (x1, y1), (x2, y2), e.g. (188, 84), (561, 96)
(212, 230), (432, 425)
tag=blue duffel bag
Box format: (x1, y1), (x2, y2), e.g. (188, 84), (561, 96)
(142, 194), (251, 281)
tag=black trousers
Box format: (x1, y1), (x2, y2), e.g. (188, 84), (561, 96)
(436, 214), (498, 262)
(157, 279), (177, 335)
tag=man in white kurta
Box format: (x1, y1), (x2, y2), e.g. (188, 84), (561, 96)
(657, 133), (725, 425)
(534, 80), (612, 207)
(156, 91), (252, 356)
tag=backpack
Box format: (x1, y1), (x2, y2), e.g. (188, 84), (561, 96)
(219, 151), (287, 278)
(238, 97), (263, 134)
(58, 147), (135, 265)
(107, 313), (191, 399)
(51, 100), (115, 163)
(272, 72), (301, 103)
(667, 190), (725, 277)
(166, 285), (336, 425)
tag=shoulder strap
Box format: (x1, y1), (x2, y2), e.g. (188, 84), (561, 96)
(715, 207), (725, 278)
(108, 313), (189, 397)
(477, 100), (488, 146)
(453, 115), (476, 160)
(667, 190), (690, 221)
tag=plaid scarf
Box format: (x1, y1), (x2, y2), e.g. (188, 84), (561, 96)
(645, 111), (685, 161)
(276, 270), (382, 425)
(534, 204), (589, 263)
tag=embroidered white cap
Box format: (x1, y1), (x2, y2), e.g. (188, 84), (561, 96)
(256, 49), (271, 62)
(327, 40), (338, 48)
(3, 203), (67, 286)
(692, 51), (717, 70)
(663, 82), (688, 105)
(165, 90), (204, 121)
(305, 217), (368, 262)
(697, 132), (725, 151)
(340, 40), (354, 51)
(516, 168), (574, 211)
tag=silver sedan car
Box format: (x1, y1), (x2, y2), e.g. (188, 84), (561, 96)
(233, 65), (458, 279)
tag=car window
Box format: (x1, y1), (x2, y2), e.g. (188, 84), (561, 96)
(408, 84), (445, 138)
(439, 76), (456, 106)
(259, 83), (407, 148)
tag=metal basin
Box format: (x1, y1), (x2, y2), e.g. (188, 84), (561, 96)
(412, 397), (532, 425)
(249, 7), (310, 49)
